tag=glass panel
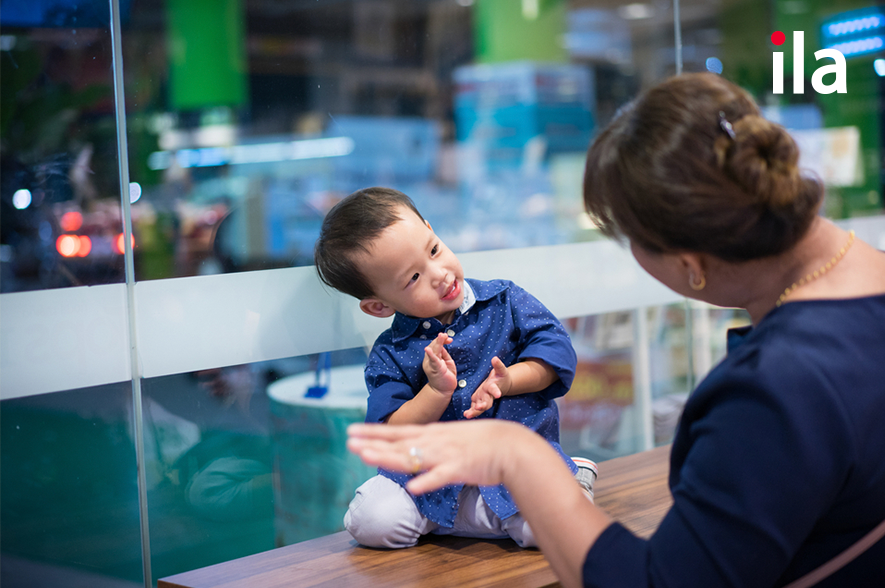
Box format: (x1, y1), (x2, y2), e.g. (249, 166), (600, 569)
(0, 385), (142, 587)
(1, 3), (126, 293)
(557, 304), (751, 461)
(140, 347), (372, 579)
(1, 3), (141, 586)
(118, 0), (678, 281)
(558, 307), (675, 461)
(139, 313), (728, 575)
(558, 311), (645, 461)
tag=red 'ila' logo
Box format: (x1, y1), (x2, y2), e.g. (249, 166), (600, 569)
(772, 31), (847, 94)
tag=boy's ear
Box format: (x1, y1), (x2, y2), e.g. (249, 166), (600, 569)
(359, 297), (396, 318)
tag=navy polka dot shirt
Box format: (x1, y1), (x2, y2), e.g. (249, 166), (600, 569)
(364, 278), (578, 527)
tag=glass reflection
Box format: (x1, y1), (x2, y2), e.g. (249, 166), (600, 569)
(557, 304), (750, 461)
(1, 6), (124, 293)
(140, 347), (370, 579)
(0, 383), (142, 588)
(112, 0), (683, 282)
(135, 308), (738, 578)
(3, 0), (881, 585)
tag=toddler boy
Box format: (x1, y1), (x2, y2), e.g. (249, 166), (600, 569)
(314, 186), (596, 548)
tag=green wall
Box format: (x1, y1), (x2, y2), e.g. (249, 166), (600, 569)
(473, 0), (568, 63)
(166, 0), (248, 110)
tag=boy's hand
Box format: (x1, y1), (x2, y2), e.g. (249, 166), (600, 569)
(423, 333), (457, 396)
(464, 356), (510, 419)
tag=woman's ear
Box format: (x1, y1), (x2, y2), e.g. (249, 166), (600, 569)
(678, 253), (704, 273)
(678, 253), (707, 288)
(359, 297), (396, 318)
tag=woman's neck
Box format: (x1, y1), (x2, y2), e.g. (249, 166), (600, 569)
(740, 218), (853, 324)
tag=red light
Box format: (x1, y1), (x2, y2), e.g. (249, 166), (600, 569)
(115, 233), (135, 254)
(60, 211), (83, 232)
(77, 235), (92, 257)
(56, 234), (80, 257)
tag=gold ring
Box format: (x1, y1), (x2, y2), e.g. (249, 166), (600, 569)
(408, 446), (424, 474)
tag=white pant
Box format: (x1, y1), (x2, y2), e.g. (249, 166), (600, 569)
(343, 475), (536, 549)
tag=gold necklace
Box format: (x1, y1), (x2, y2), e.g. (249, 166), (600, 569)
(776, 230), (855, 307)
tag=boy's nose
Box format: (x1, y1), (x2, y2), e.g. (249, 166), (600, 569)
(431, 268), (449, 289)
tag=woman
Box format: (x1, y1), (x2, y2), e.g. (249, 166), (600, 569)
(347, 73), (885, 588)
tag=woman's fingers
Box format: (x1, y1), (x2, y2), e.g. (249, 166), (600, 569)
(348, 422), (420, 442)
(406, 463), (462, 495)
(347, 421), (522, 491)
(348, 436), (414, 470)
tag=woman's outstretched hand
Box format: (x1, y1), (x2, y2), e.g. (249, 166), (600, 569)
(347, 419), (611, 588)
(347, 420), (524, 495)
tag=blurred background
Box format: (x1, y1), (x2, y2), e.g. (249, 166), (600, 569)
(2, 0), (883, 586)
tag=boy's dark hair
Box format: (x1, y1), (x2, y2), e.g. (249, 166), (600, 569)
(314, 187), (425, 299)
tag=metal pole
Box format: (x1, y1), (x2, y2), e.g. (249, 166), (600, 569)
(632, 307), (655, 451)
(673, 0), (683, 75)
(108, 1), (152, 586)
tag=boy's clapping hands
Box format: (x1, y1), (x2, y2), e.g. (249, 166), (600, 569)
(423, 333), (457, 396)
(464, 356), (510, 419)
(423, 336), (515, 419)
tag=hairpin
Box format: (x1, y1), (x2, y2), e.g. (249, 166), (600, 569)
(719, 111), (736, 140)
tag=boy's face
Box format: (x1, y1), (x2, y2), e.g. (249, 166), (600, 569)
(357, 206), (465, 324)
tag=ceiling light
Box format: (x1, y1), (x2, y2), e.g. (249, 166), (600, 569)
(618, 4), (655, 20)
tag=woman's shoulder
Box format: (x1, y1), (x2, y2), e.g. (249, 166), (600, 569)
(689, 293), (885, 435)
(758, 292), (885, 351)
(720, 295), (883, 376)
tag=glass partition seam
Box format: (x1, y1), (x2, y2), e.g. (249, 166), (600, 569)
(684, 298), (695, 393)
(631, 307), (654, 451)
(673, 0), (683, 75)
(694, 304), (713, 385)
(109, 0), (152, 586)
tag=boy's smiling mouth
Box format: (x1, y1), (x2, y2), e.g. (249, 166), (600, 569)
(441, 278), (461, 301)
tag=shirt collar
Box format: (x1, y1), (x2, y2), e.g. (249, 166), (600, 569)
(459, 278), (477, 314)
(390, 278), (505, 342)
(726, 325), (753, 354)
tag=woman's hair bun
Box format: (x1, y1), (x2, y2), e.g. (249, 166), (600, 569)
(725, 115), (802, 209)
(583, 73), (823, 262)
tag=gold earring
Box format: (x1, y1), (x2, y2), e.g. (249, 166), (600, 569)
(689, 273), (706, 291)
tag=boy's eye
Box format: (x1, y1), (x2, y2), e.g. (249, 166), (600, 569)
(410, 273), (419, 282)
(431, 244), (439, 256)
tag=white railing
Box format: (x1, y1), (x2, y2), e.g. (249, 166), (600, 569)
(3, 215), (884, 427)
(1, 238), (684, 398)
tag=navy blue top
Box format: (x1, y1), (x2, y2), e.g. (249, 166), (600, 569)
(364, 278), (578, 527)
(583, 294), (885, 587)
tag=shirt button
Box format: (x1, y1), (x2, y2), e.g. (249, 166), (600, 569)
(446, 329), (455, 337)
(458, 380), (467, 388)
(423, 321), (432, 329)
(420, 335), (427, 340)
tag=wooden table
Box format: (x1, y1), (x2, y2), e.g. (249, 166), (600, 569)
(158, 445), (672, 588)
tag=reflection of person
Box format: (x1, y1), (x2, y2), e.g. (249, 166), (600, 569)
(314, 187), (595, 549)
(346, 74), (885, 587)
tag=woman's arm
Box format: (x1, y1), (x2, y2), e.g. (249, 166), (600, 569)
(347, 420), (613, 588)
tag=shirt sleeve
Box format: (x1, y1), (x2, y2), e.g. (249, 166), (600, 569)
(363, 344), (420, 424)
(582, 368), (854, 588)
(507, 282), (577, 400)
